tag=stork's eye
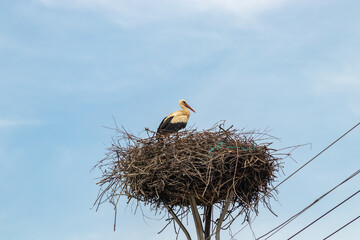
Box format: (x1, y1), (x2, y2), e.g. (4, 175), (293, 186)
(183, 101), (186, 104)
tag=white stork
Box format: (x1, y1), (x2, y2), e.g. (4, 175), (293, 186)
(157, 99), (196, 134)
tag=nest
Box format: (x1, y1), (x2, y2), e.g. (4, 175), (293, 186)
(95, 122), (285, 219)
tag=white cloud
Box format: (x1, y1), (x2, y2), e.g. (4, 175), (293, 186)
(183, 0), (291, 14)
(35, 0), (293, 27)
(309, 62), (360, 117)
(0, 119), (42, 128)
(311, 66), (360, 94)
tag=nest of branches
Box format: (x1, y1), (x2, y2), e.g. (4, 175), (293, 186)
(95, 122), (287, 220)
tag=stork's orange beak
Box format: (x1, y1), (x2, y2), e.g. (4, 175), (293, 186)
(185, 103), (196, 113)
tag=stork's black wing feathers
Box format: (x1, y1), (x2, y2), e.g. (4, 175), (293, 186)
(157, 116), (174, 133)
(157, 116), (187, 134)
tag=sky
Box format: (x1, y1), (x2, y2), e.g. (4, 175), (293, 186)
(1, 0), (360, 239)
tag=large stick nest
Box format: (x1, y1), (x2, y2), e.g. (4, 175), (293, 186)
(95, 122), (287, 217)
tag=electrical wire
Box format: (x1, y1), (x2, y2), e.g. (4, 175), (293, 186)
(323, 215), (360, 240)
(287, 189), (360, 239)
(256, 169), (360, 240)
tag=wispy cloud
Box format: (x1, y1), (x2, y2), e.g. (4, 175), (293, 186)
(35, 0), (293, 27)
(308, 61), (360, 117)
(0, 119), (42, 128)
(311, 65), (360, 94)
(182, 0), (292, 14)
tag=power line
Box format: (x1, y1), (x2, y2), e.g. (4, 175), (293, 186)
(228, 122), (360, 232)
(323, 215), (360, 240)
(256, 169), (360, 240)
(265, 122), (360, 201)
(288, 189), (360, 239)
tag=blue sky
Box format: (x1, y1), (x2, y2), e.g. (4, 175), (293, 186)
(1, 0), (360, 239)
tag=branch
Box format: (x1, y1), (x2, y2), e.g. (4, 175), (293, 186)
(166, 206), (192, 240)
(216, 190), (234, 240)
(189, 196), (204, 240)
(205, 205), (212, 240)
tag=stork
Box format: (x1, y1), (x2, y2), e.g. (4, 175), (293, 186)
(157, 99), (196, 134)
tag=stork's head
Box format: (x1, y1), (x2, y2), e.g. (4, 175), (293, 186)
(179, 99), (196, 113)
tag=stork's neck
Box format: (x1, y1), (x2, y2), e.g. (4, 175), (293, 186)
(181, 105), (191, 117)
